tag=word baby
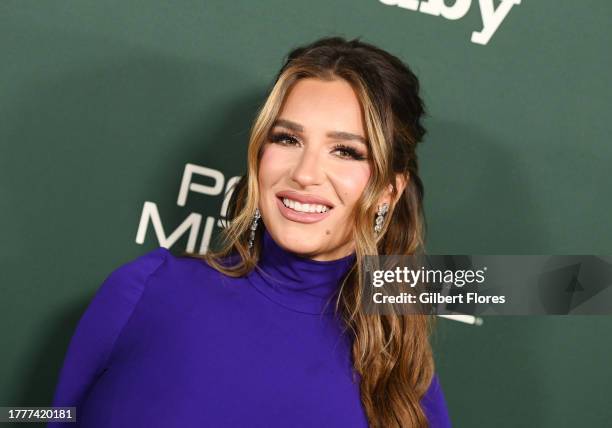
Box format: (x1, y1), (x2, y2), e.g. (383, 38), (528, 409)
(379, 0), (522, 45)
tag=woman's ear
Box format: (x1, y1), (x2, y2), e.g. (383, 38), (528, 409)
(394, 173), (409, 204)
(378, 173), (409, 208)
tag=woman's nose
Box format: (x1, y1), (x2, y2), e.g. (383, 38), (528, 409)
(290, 145), (324, 187)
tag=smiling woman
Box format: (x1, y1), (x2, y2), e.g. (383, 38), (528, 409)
(198, 36), (451, 427)
(259, 78), (373, 261)
(49, 36), (450, 428)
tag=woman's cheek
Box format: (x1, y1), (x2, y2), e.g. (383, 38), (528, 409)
(331, 165), (371, 200)
(259, 145), (287, 183)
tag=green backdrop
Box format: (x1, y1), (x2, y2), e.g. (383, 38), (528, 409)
(1, 1), (610, 426)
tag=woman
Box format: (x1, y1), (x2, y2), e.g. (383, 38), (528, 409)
(50, 37), (451, 427)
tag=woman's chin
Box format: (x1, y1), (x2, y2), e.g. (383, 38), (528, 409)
(272, 230), (326, 254)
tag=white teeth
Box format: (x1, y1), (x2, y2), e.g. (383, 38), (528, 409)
(282, 197), (330, 213)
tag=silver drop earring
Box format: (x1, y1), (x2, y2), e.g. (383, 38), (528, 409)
(248, 208), (261, 249)
(374, 203), (389, 235)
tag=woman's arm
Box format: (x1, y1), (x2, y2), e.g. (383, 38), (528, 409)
(47, 247), (168, 427)
(422, 373), (452, 427)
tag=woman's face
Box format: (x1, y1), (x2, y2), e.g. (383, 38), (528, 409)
(258, 77), (371, 261)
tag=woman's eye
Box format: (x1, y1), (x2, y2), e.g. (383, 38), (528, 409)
(332, 144), (368, 161)
(269, 132), (300, 146)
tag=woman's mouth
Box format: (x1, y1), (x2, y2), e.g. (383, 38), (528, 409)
(276, 196), (333, 224)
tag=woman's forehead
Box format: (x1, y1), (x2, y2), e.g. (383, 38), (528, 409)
(276, 78), (366, 138)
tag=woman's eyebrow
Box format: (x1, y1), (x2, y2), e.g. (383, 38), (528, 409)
(273, 118), (303, 132)
(272, 118), (367, 145)
(327, 130), (367, 146)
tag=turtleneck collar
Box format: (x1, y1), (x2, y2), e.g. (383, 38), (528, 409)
(247, 228), (356, 315)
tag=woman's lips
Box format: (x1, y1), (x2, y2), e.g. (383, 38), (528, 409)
(275, 197), (332, 224)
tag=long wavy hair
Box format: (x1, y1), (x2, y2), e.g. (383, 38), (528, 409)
(185, 36), (435, 428)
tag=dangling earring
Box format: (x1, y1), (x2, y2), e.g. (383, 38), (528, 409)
(374, 203), (389, 235)
(248, 207), (261, 249)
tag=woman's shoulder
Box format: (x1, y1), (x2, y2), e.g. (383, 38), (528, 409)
(104, 247), (170, 286)
(50, 247), (172, 409)
(51, 247), (232, 410)
(86, 247), (170, 316)
(94, 247), (219, 309)
(96, 248), (244, 318)
(106, 247), (221, 283)
(88, 246), (230, 326)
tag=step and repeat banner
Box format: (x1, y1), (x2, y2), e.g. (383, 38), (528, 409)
(1, 1), (611, 427)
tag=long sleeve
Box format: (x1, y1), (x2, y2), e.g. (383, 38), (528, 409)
(48, 247), (168, 427)
(421, 373), (452, 427)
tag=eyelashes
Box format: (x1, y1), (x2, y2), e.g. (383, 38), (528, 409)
(268, 132), (368, 161)
(268, 132), (297, 145)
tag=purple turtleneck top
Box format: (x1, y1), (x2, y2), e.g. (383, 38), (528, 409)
(49, 229), (451, 427)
